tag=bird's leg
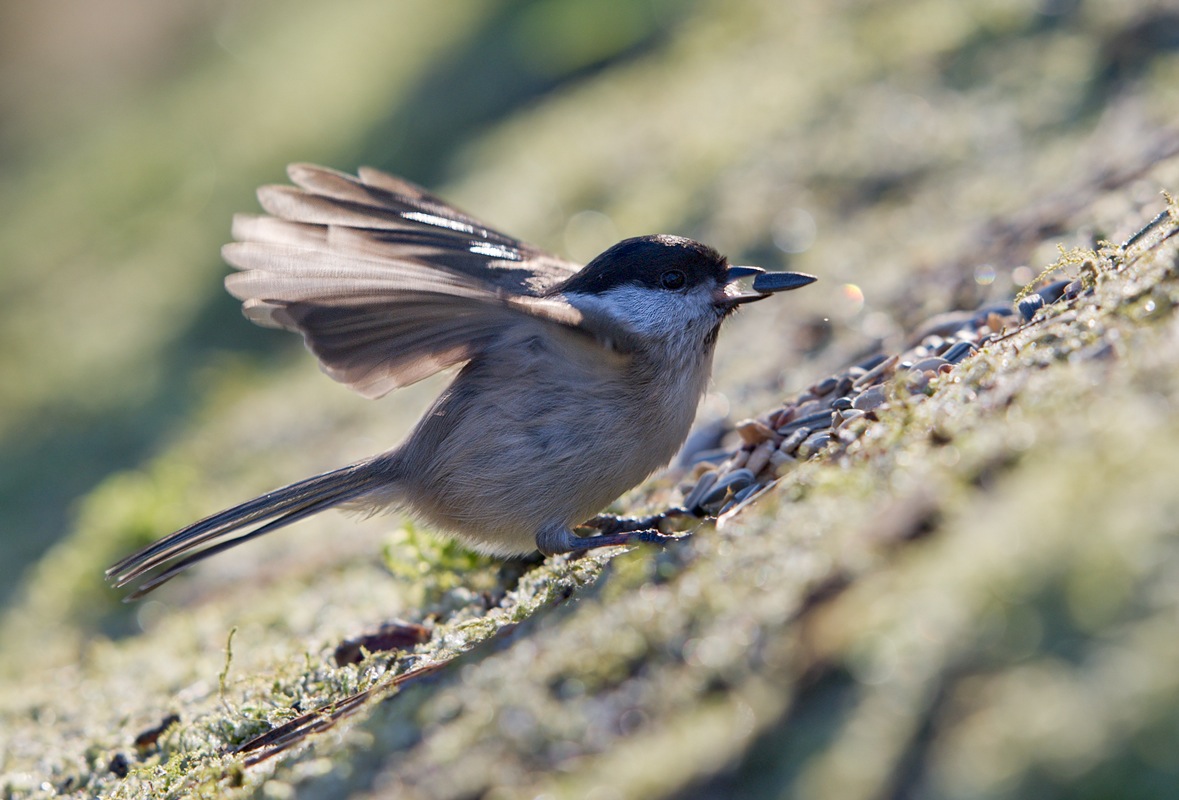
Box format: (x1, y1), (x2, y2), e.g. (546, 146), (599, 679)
(537, 523), (690, 556)
(578, 507), (693, 536)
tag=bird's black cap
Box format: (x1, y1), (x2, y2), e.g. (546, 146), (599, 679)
(556, 235), (728, 296)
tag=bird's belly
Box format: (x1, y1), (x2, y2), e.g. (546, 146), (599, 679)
(405, 389), (696, 553)
(394, 336), (710, 554)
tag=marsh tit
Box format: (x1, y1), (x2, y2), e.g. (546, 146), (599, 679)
(108, 164), (815, 598)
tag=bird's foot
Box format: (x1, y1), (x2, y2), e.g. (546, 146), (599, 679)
(569, 528), (692, 553)
(538, 522), (692, 556)
(578, 507), (692, 535)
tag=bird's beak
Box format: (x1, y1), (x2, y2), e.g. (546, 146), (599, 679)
(718, 265), (817, 308)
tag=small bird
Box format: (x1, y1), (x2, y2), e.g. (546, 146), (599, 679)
(108, 164), (815, 598)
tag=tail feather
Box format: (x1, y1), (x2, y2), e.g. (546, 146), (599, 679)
(107, 459), (385, 598)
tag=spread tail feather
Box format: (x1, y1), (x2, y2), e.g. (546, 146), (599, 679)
(107, 458), (394, 599)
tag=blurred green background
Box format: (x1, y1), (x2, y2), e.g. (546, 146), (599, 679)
(4, 0), (1179, 798)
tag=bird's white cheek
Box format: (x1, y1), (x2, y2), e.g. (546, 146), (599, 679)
(565, 286), (716, 339)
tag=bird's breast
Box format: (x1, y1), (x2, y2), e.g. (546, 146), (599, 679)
(397, 327), (713, 545)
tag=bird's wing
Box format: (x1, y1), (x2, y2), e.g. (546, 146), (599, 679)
(224, 164), (629, 399)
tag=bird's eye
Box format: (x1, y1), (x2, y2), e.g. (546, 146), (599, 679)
(660, 269), (687, 290)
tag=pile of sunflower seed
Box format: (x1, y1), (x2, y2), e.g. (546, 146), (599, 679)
(677, 277), (1085, 520)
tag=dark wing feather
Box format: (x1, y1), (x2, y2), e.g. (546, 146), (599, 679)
(224, 167), (625, 398)
(262, 163), (581, 293)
